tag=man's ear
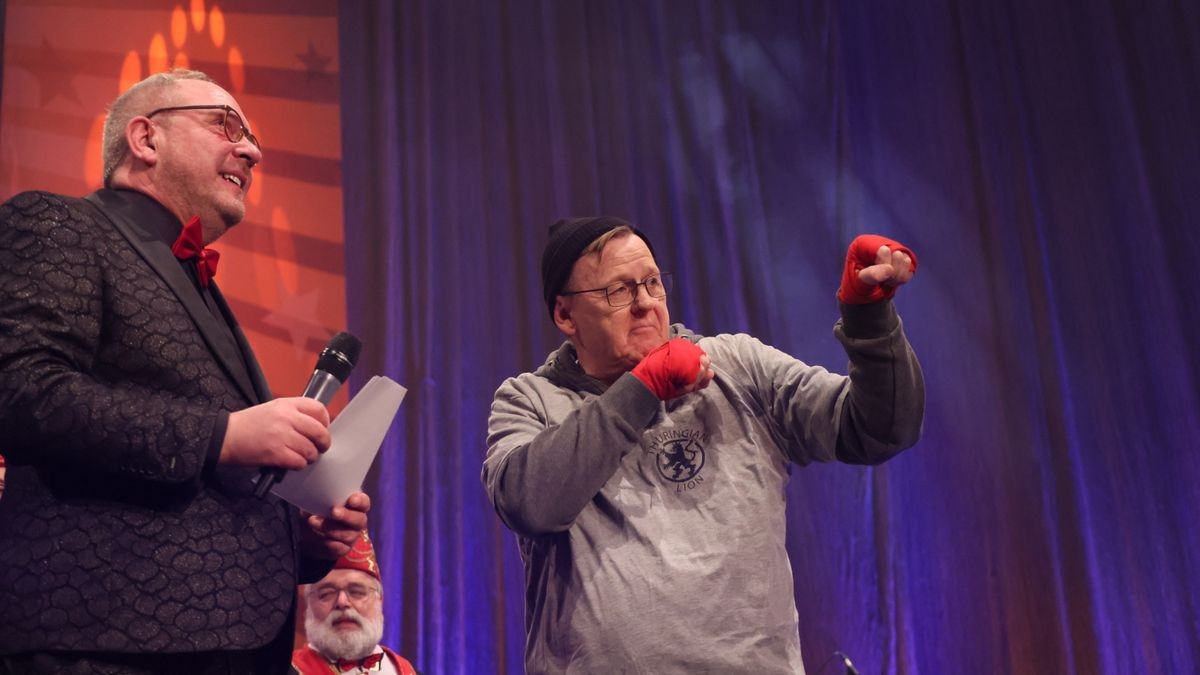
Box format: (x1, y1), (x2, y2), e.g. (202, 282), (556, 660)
(553, 297), (576, 337)
(125, 117), (159, 166)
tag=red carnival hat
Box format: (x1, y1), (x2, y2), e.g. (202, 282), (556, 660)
(333, 531), (381, 582)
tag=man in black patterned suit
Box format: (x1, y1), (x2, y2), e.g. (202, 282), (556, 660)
(0, 69), (370, 674)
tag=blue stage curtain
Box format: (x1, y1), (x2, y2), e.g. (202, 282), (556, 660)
(339, 1), (1199, 672)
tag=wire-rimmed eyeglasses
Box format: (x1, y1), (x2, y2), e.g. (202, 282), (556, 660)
(560, 272), (672, 308)
(146, 104), (261, 151)
(310, 583), (381, 607)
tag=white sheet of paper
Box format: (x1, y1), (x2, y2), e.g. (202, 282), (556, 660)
(269, 375), (406, 516)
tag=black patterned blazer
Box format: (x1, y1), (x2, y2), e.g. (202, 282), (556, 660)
(0, 189), (323, 655)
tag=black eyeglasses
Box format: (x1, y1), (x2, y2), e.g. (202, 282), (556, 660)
(561, 273), (672, 308)
(146, 104), (261, 151)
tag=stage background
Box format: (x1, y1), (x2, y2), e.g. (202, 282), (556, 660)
(339, 1), (1198, 674)
(2, 1), (1198, 673)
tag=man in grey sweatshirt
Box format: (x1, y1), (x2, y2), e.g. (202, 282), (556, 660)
(482, 217), (924, 674)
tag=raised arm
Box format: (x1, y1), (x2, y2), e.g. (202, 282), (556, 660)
(746, 235), (924, 465)
(834, 235), (924, 462)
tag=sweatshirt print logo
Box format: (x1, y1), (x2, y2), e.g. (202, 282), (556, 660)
(647, 429), (709, 486)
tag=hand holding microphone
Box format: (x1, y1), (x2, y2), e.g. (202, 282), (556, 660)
(220, 332), (362, 497)
(631, 338), (714, 400)
(220, 397), (331, 470)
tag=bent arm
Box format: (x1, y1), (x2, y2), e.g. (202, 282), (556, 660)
(482, 374), (658, 537)
(0, 193), (223, 484)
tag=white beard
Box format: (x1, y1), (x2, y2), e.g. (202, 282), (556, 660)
(305, 606), (385, 661)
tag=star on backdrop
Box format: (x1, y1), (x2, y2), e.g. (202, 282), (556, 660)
(296, 40), (332, 82)
(34, 36), (83, 108)
(262, 278), (332, 357)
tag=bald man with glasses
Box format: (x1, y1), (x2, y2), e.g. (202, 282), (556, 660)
(483, 216), (925, 673)
(0, 68), (369, 674)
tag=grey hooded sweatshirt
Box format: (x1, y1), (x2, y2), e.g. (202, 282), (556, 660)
(483, 300), (924, 674)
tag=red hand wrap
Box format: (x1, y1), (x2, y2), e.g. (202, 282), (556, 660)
(837, 234), (918, 304)
(632, 338), (706, 400)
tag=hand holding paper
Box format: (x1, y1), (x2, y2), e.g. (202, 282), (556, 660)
(269, 375), (407, 516)
(301, 491), (371, 560)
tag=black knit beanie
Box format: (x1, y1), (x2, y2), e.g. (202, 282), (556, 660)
(540, 216), (656, 318)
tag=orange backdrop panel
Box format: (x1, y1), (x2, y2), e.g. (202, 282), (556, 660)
(0, 0), (347, 411)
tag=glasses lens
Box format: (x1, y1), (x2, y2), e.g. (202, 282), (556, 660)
(222, 108), (261, 150)
(645, 274), (668, 298)
(222, 108), (244, 143)
(606, 282), (633, 307)
(315, 585), (375, 605)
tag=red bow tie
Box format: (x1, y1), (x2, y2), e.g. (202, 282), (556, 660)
(171, 216), (220, 288)
(335, 653), (384, 672)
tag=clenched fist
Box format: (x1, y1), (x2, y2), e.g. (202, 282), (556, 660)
(837, 234), (918, 304)
(631, 338), (715, 400)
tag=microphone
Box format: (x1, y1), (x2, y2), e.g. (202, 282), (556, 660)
(253, 331), (363, 497)
(836, 651), (860, 675)
(818, 650), (861, 675)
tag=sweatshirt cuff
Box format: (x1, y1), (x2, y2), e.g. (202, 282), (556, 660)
(607, 372), (663, 432)
(838, 299), (899, 339)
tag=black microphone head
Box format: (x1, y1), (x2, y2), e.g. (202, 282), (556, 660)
(314, 331), (362, 382)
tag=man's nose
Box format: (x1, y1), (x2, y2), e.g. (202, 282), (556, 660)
(235, 137), (262, 168)
(333, 590), (353, 608)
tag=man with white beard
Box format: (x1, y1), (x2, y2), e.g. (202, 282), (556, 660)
(292, 533), (418, 675)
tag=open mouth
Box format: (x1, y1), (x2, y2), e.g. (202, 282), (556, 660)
(220, 173), (244, 189)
